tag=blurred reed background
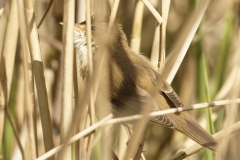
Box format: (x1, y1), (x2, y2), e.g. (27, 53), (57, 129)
(0, 0), (240, 160)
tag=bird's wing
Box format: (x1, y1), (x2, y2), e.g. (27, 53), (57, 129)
(111, 86), (176, 128)
(157, 75), (218, 151)
(161, 81), (184, 108)
(134, 65), (218, 151)
(133, 61), (183, 109)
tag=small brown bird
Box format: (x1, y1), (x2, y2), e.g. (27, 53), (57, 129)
(73, 15), (218, 151)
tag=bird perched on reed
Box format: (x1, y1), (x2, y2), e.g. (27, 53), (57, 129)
(73, 15), (218, 152)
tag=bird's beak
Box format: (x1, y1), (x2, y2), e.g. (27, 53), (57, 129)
(59, 22), (63, 26)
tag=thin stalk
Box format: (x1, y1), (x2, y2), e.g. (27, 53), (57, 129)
(82, 113), (91, 160)
(58, 0), (75, 159)
(97, 51), (111, 160)
(23, 0), (55, 158)
(150, 25), (160, 66)
(202, 53), (215, 134)
(36, 114), (113, 160)
(73, 48), (79, 160)
(107, 99), (240, 125)
(37, 0), (53, 28)
(158, 0), (170, 72)
(141, 0), (163, 24)
(17, 0), (38, 158)
(130, 0), (144, 52)
(6, 108), (25, 160)
(196, 36), (214, 159)
(85, 0), (95, 158)
(201, 53), (214, 160)
(0, 0), (19, 148)
(166, 0), (210, 84)
(86, 0), (94, 124)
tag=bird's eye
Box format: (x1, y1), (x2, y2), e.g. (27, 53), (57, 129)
(91, 26), (96, 32)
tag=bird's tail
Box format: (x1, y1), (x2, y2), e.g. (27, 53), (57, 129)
(174, 112), (218, 151)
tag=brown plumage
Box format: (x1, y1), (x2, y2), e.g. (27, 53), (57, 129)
(74, 15), (218, 151)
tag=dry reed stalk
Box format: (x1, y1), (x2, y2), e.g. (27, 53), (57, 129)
(1, 0), (18, 94)
(76, 0), (86, 22)
(85, 2), (93, 90)
(130, 0), (144, 52)
(84, 67), (94, 154)
(36, 114), (113, 160)
(74, 0), (86, 158)
(141, 0), (163, 24)
(35, 97), (240, 159)
(0, 0), (19, 148)
(15, 62), (25, 128)
(0, 9), (7, 62)
(23, 0), (55, 159)
(85, 1), (96, 158)
(81, 114), (91, 160)
(17, 0), (38, 158)
(24, 49), (38, 159)
(115, 125), (128, 159)
(166, 0), (210, 84)
(97, 51), (112, 160)
(86, 0), (93, 87)
(76, 40), (87, 160)
(58, 0), (75, 159)
(98, 1), (120, 159)
(101, 126), (112, 160)
(107, 0), (114, 9)
(158, 0), (170, 72)
(107, 1), (120, 159)
(87, 118), (96, 160)
(78, 103), (89, 159)
(107, 99), (240, 125)
(72, 51), (80, 159)
(108, 0), (120, 29)
(150, 25), (160, 66)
